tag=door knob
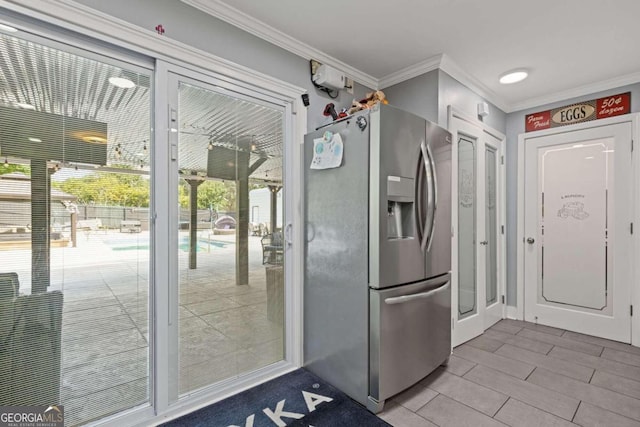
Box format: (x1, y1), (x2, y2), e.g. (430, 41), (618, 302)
(526, 237), (535, 244)
(480, 240), (488, 245)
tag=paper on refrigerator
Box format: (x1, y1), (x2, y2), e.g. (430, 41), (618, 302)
(310, 131), (343, 170)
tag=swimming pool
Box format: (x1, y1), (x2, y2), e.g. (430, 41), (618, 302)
(104, 236), (229, 252)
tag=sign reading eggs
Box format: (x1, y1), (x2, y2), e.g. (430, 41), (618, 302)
(525, 92), (630, 132)
(552, 104), (595, 125)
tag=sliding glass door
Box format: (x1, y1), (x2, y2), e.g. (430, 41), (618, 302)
(0, 23), (297, 425)
(0, 30), (152, 425)
(166, 71), (287, 398)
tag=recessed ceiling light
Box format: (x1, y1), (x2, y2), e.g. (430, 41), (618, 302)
(108, 77), (136, 88)
(0, 23), (18, 33)
(499, 69), (528, 84)
(17, 103), (36, 110)
(28, 137), (42, 143)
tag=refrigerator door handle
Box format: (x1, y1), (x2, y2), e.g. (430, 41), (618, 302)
(420, 142), (435, 251)
(384, 281), (450, 305)
(425, 144), (438, 252)
(415, 141), (426, 245)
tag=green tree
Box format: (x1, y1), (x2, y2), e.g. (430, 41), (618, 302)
(0, 163), (30, 176)
(178, 179), (236, 211)
(55, 172), (150, 207)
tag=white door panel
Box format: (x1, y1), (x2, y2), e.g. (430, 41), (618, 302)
(524, 122), (632, 342)
(483, 139), (503, 330)
(450, 112), (505, 347)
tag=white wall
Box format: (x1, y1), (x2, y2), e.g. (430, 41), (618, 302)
(438, 71), (506, 132)
(381, 70), (439, 123)
(249, 188), (282, 227)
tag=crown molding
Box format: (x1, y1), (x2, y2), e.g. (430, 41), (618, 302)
(378, 55), (443, 89)
(438, 54), (509, 112)
(509, 71), (640, 113)
(10, 0), (638, 116)
(181, 0), (379, 90)
(0, 0), (305, 99)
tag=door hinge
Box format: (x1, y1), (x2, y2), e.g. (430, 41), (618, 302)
(501, 155), (504, 165)
(501, 225), (505, 235)
(631, 305), (634, 317)
(632, 139), (634, 152)
(501, 295), (505, 304)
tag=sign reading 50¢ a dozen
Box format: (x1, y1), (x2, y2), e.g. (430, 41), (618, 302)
(525, 92), (630, 132)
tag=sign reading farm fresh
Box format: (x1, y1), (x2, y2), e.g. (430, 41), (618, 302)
(525, 92), (630, 132)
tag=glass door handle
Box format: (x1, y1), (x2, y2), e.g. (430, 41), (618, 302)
(526, 237), (535, 244)
(285, 223), (293, 247)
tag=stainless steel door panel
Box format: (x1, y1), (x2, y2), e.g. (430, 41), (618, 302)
(303, 112), (371, 406)
(369, 274), (452, 403)
(425, 121), (452, 277)
(370, 105), (426, 288)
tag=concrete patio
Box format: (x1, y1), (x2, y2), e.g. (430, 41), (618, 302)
(6, 229), (283, 426)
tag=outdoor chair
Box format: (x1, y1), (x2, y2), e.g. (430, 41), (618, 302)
(0, 272), (19, 300)
(0, 290), (62, 405)
(261, 232), (284, 265)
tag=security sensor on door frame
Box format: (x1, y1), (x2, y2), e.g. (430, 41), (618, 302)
(478, 101), (490, 118)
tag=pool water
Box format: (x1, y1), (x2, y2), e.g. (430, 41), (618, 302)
(105, 237), (228, 252)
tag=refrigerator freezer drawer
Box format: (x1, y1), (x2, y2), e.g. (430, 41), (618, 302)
(369, 274), (451, 408)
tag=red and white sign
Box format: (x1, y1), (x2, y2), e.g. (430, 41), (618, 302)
(525, 92), (630, 132)
(597, 93), (631, 119)
(526, 110), (551, 132)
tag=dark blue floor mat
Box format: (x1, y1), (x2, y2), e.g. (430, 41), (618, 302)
(162, 368), (391, 426)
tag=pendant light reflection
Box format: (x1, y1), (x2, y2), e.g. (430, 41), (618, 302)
(108, 76), (136, 89)
(17, 103), (36, 110)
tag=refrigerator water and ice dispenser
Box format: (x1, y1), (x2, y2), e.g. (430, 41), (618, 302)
(386, 175), (414, 240)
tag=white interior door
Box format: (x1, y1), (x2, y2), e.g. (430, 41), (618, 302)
(450, 112), (505, 346)
(523, 122), (633, 342)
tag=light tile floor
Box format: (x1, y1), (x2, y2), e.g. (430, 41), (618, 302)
(379, 319), (640, 427)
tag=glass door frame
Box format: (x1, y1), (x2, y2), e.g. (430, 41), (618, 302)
(448, 107), (506, 347)
(0, 21), (157, 427)
(153, 60), (304, 418)
(0, 5), (307, 425)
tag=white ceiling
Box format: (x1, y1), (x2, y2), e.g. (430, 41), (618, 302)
(184, 0), (640, 112)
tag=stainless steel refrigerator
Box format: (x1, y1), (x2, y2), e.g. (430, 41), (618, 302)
(304, 104), (452, 413)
